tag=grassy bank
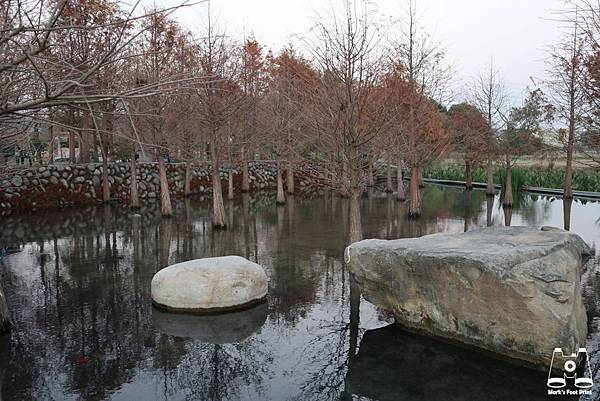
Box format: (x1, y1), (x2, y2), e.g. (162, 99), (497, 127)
(423, 166), (600, 193)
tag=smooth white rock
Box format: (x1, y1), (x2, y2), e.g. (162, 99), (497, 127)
(151, 256), (268, 312)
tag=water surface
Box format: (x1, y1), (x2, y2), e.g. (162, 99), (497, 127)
(0, 186), (599, 401)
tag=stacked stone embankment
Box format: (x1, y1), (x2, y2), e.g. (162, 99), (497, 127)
(0, 161), (324, 214)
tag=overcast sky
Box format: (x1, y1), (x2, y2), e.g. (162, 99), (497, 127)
(155, 0), (569, 105)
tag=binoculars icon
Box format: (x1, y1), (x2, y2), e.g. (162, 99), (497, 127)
(547, 348), (594, 389)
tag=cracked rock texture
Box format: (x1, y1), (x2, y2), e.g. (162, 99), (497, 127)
(345, 226), (592, 371)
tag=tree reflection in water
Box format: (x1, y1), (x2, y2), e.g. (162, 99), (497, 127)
(0, 187), (598, 400)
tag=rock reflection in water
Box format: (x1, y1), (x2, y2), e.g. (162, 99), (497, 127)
(344, 325), (572, 401)
(152, 303), (268, 344)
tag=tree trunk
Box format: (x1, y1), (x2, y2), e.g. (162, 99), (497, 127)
(286, 160), (294, 194)
(349, 188), (363, 244)
(211, 143), (226, 229)
(397, 160), (406, 201)
(418, 167), (425, 188)
(0, 281), (10, 334)
(79, 132), (88, 163)
(184, 162), (192, 197)
(503, 162), (513, 207)
(276, 160), (286, 205)
(102, 149), (110, 203)
(367, 155), (374, 188)
(486, 158), (495, 196)
(340, 161), (349, 198)
(465, 161), (473, 190)
(386, 157), (393, 193)
(408, 166), (421, 217)
(130, 156), (140, 209)
(158, 154), (173, 217)
(49, 125), (55, 164)
(69, 131), (76, 163)
(564, 122), (575, 199)
(241, 145), (250, 192)
(228, 164), (234, 200)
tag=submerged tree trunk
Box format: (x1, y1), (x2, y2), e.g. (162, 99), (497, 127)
(465, 161), (473, 190)
(386, 157), (393, 193)
(241, 145), (250, 192)
(503, 204), (513, 227)
(563, 198), (573, 231)
(158, 153), (173, 217)
(349, 188), (363, 244)
(184, 162), (192, 197)
(486, 158), (495, 196)
(408, 166), (421, 217)
(486, 195), (494, 227)
(503, 161), (513, 207)
(211, 143), (226, 229)
(286, 160), (294, 194)
(130, 155), (140, 209)
(276, 160), (286, 205)
(397, 159), (405, 201)
(0, 281), (10, 334)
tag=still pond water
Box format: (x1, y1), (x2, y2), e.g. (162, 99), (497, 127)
(0, 185), (599, 401)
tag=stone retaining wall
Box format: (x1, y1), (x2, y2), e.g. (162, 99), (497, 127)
(0, 161), (324, 214)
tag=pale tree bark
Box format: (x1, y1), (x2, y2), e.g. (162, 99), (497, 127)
(130, 155), (140, 209)
(349, 188), (363, 244)
(0, 280), (10, 334)
(241, 145), (250, 192)
(158, 153), (173, 217)
(210, 143), (226, 229)
(276, 160), (286, 205)
(386, 157), (393, 193)
(286, 160), (294, 194)
(184, 162), (192, 197)
(397, 159), (406, 201)
(486, 158), (495, 196)
(465, 161), (473, 190)
(408, 166), (422, 217)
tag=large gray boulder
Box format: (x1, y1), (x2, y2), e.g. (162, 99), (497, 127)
(151, 256), (268, 313)
(345, 226), (592, 371)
